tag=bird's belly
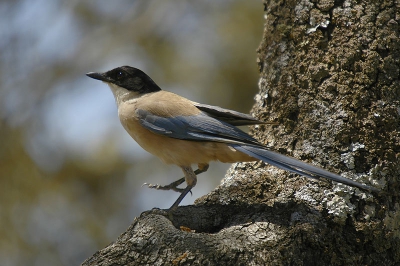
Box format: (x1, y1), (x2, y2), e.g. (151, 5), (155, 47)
(120, 118), (255, 166)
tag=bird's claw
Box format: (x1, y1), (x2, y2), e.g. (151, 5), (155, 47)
(142, 182), (191, 195)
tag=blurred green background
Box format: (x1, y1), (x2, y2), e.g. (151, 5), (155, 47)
(0, 1), (264, 265)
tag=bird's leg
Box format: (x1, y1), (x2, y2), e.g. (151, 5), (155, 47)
(169, 166), (198, 211)
(143, 163), (209, 193)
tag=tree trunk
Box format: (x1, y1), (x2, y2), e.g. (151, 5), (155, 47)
(82, 0), (400, 265)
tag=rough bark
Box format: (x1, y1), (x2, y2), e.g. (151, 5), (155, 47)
(82, 0), (400, 265)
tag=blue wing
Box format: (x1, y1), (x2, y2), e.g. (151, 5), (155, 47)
(136, 109), (259, 145)
(193, 103), (264, 126)
(136, 109), (379, 193)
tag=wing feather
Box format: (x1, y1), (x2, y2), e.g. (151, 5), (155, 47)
(136, 109), (259, 145)
(193, 103), (263, 126)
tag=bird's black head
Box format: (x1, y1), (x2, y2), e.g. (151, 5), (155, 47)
(86, 66), (162, 94)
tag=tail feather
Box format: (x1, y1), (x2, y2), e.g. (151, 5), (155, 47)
(230, 144), (379, 193)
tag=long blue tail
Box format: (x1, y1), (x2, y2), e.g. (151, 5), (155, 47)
(230, 144), (379, 193)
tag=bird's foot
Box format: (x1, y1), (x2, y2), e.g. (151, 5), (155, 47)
(142, 177), (191, 194)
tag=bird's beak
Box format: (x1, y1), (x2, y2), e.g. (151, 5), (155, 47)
(86, 72), (108, 82)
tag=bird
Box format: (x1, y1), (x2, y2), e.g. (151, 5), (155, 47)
(86, 66), (379, 210)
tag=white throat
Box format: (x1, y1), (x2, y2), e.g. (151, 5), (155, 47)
(106, 82), (141, 105)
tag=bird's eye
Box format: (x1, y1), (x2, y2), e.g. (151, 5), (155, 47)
(115, 71), (125, 79)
